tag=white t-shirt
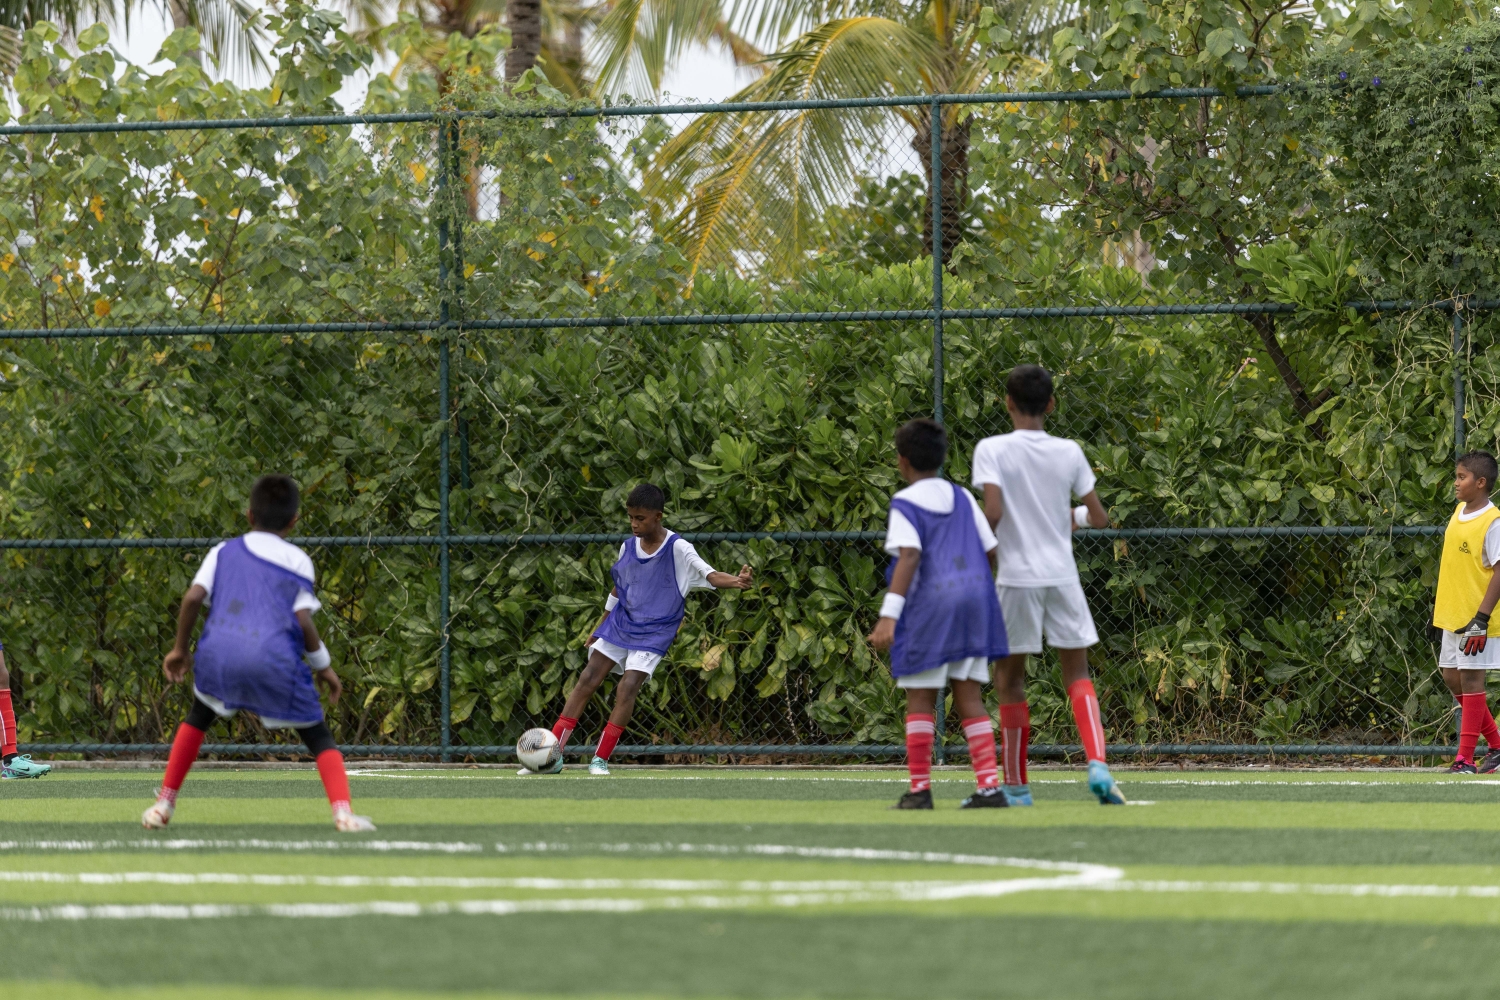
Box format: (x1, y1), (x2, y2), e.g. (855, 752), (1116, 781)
(1457, 502), (1500, 569)
(192, 531), (321, 613)
(971, 429), (1097, 587)
(616, 530), (719, 597)
(884, 478), (997, 556)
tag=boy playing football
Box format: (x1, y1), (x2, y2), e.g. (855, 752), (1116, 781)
(1434, 451), (1500, 773)
(869, 418), (1010, 809)
(537, 483), (752, 776)
(971, 364), (1125, 806)
(142, 475), (373, 831)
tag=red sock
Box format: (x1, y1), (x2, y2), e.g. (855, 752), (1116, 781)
(905, 713), (935, 792)
(159, 722), (206, 804)
(1459, 692), (1489, 763)
(316, 749), (353, 814)
(1068, 678), (1107, 763)
(552, 715), (578, 748)
(999, 701), (1030, 786)
(597, 722), (624, 761)
(1477, 696), (1500, 750)
(962, 717), (999, 789)
(0, 689), (16, 759)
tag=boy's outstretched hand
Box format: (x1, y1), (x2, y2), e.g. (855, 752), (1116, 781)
(162, 648), (192, 684)
(315, 667), (344, 705)
(868, 618), (896, 652)
(709, 565), (754, 590)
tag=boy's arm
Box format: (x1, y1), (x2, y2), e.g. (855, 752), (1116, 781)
(1073, 490), (1109, 531)
(868, 548), (920, 652)
(296, 608), (343, 705)
(163, 585), (208, 683)
(587, 587), (619, 646)
(982, 484), (1003, 531)
(708, 566), (753, 589)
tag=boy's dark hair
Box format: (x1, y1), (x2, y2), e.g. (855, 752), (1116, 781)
(895, 418), (948, 473)
(250, 474), (300, 530)
(1007, 364), (1054, 416)
(626, 483), (666, 511)
(1460, 451), (1500, 492)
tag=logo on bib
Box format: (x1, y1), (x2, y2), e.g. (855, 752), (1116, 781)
(1461, 541), (1473, 554)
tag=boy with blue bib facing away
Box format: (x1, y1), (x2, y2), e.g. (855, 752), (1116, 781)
(1434, 451), (1500, 774)
(142, 475), (374, 832)
(538, 483), (753, 776)
(971, 364), (1125, 806)
(0, 642), (51, 778)
(868, 419), (1010, 810)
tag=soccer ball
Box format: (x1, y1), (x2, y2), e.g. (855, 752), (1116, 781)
(516, 728), (561, 772)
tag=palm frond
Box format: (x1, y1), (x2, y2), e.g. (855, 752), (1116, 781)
(174, 0), (269, 78)
(644, 15), (934, 275)
(590, 0), (735, 96)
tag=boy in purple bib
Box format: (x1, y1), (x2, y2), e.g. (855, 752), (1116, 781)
(142, 475), (374, 833)
(868, 419), (1010, 809)
(537, 483), (753, 776)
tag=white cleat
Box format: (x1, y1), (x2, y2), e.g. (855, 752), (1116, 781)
(141, 799), (175, 829)
(517, 756), (564, 776)
(588, 755), (610, 776)
(333, 808), (377, 833)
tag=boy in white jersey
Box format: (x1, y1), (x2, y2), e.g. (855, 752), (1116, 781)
(971, 364), (1125, 805)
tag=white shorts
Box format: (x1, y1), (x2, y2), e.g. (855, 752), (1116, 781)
(1438, 630), (1500, 669)
(998, 581), (1098, 655)
(589, 638), (663, 678)
(192, 686), (317, 730)
(896, 656), (992, 690)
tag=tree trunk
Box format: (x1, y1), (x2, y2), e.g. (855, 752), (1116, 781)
(911, 111), (970, 268)
(505, 0), (542, 82)
(167, 0), (204, 66)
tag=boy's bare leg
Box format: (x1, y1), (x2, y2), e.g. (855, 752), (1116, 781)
(548, 649), (621, 755)
(590, 669), (649, 774)
(994, 655), (1030, 798)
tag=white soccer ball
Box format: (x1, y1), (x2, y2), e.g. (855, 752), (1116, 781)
(516, 727), (561, 772)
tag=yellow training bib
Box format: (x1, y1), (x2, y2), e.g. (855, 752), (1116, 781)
(1435, 502), (1500, 633)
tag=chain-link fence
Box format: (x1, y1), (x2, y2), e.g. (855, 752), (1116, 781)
(0, 82), (1489, 761)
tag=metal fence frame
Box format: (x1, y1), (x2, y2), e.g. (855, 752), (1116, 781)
(0, 86), (1483, 761)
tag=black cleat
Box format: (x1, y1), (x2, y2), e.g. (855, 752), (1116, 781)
(891, 789), (933, 810)
(960, 787), (1010, 809)
(1480, 749), (1500, 774)
(1449, 760), (1478, 774)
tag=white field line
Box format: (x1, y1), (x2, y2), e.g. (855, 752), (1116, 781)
(0, 871), (987, 892)
(1101, 879), (1500, 898)
(0, 840), (484, 854)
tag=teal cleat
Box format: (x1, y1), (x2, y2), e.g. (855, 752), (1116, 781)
(588, 755), (610, 776)
(2, 755), (51, 779)
(1087, 761), (1126, 805)
(516, 755), (564, 776)
(1002, 784), (1033, 806)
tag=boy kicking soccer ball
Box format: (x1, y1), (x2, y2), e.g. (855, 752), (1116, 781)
(142, 475), (374, 832)
(868, 419), (1010, 810)
(535, 483), (753, 777)
(1433, 451), (1500, 774)
(0, 643), (50, 779)
(972, 364), (1124, 806)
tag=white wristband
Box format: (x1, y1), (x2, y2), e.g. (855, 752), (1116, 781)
(605, 593), (620, 611)
(879, 592), (906, 621)
(305, 642), (331, 670)
(1073, 505), (1091, 528)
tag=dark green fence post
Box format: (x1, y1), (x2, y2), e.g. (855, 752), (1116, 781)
(1454, 305), (1466, 459)
(435, 119), (456, 762)
(929, 95), (946, 764)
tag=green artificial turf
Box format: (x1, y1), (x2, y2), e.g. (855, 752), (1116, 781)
(3, 767), (1499, 999)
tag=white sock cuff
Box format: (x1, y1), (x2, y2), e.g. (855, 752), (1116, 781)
(905, 719), (936, 736)
(962, 719), (994, 738)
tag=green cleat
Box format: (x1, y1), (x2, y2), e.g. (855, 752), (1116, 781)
(1, 755), (51, 779)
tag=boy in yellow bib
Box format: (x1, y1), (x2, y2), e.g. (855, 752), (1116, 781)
(1435, 451), (1500, 773)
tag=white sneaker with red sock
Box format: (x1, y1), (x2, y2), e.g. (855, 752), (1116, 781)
(142, 796), (175, 829)
(333, 805), (376, 832)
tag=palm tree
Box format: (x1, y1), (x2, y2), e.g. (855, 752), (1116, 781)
(638, 0), (1065, 275)
(0, 0), (267, 77)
